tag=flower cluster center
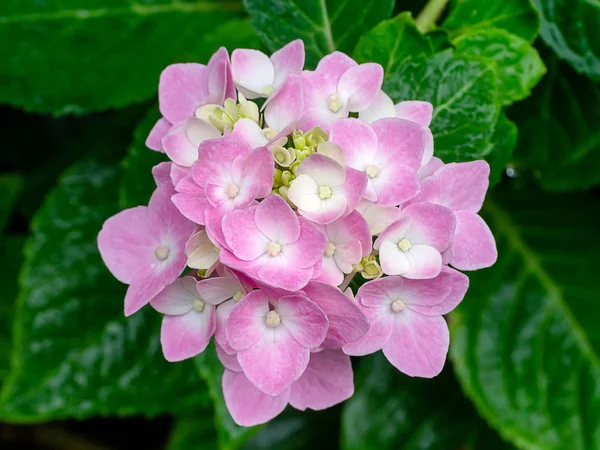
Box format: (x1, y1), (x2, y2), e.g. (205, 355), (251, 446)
(365, 164), (380, 178)
(397, 238), (412, 252)
(155, 245), (170, 260)
(319, 185), (332, 199)
(391, 299), (406, 313)
(193, 298), (206, 312)
(328, 93), (343, 112)
(265, 310), (281, 328)
(324, 241), (336, 257)
(267, 241), (282, 256)
(233, 290), (245, 302)
(227, 183), (240, 198)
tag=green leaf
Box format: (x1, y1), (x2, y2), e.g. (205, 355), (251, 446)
(0, 2), (260, 115)
(450, 183), (600, 449)
(354, 12), (435, 74)
(485, 112), (518, 187)
(243, 0), (395, 68)
(384, 49), (500, 162)
(194, 344), (262, 449)
(120, 108), (166, 209)
(454, 28), (546, 105)
(0, 174), (22, 234)
(443, 0), (540, 42)
(341, 353), (513, 450)
(531, 0), (600, 79)
(0, 160), (209, 421)
(167, 415), (219, 450)
(512, 55), (600, 191)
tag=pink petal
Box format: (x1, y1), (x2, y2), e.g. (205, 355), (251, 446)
(403, 203), (456, 251)
(410, 267), (469, 316)
(303, 281), (369, 349)
(171, 175), (210, 225)
(329, 118), (378, 167)
(312, 52), (358, 93)
(372, 118), (425, 170)
(278, 294), (328, 348)
(282, 217), (327, 269)
(434, 161), (490, 213)
(264, 74), (305, 132)
(159, 63), (208, 124)
(222, 370), (290, 426)
(146, 118), (171, 152)
(342, 306), (394, 356)
(231, 48), (274, 98)
(222, 205), (267, 261)
(215, 300), (236, 354)
(230, 118), (269, 148)
(359, 90), (396, 124)
(296, 190), (348, 225)
(337, 63), (384, 112)
(240, 147), (275, 200)
(421, 126), (434, 166)
(256, 253), (316, 291)
(371, 163), (420, 206)
(296, 153), (346, 187)
(382, 311), (449, 378)
(271, 39), (305, 87)
(237, 326), (310, 395)
(150, 276), (196, 315)
(356, 200), (401, 236)
(289, 350), (353, 411)
(124, 268), (169, 317)
(451, 210), (497, 270)
(162, 121), (199, 167)
(216, 342), (242, 372)
(98, 206), (155, 283)
(333, 240), (363, 274)
(196, 276), (241, 305)
(403, 245), (443, 279)
(254, 194), (300, 244)
(418, 156), (444, 179)
(378, 240), (410, 275)
(148, 186), (195, 246)
(398, 273), (453, 308)
(226, 290), (269, 351)
(343, 166), (369, 213)
(315, 255), (344, 286)
(170, 164), (190, 186)
(160, 307), (215, 361)
(207, 47), (236, 104)
(152, 162), (173, 188)
(193, 137), (251, 187)
(394, 101), (433, 127)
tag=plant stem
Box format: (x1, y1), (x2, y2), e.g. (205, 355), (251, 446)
(415, 0), (450, 33)
(339, 272), (357, 291)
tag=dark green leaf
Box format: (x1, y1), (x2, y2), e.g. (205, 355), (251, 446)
(194, 344), (262, 449)
(341, 353), (513, 450)
(486, 112), (518, 187)
(0, 174), (22, 234)
(0, 160), (208, 421)
(443, 0), (540, 42)
(531, 0), (600, 79)
(512, 56), (600, 191)
(119, 108), (166, 209)
(454, 28), (546, 105)
(451, 183), (600, 449)
(0, 1), (260, 115)
(167, 415), (219, 450)
(243, 0), (395, 68)
(354, 12), (434, 74)
(384, 49), (500, 162)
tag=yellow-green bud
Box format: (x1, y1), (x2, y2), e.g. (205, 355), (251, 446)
(273, 169), (283, 188)
(281, 170), (294, 187)
(293, 130), (306, 149)
(304, 127), (328, 147)
(290, 161), (301, 174)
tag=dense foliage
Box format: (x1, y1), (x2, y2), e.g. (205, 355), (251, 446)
(0, 0), (598, 448)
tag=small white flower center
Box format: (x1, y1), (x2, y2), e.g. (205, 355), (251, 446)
(262, 84), (275, 96)
(267, 241), (282, 256)
(265, 310), (281, 328)
(233, 290), (245, 303)
(155, 245), (170, 260)
(275, 151), (286, 163)
(365, 164), (380, 178)
(397, 238), (412, 252)
(319, 185), (332, 199)
(193, 299), (206, 312)
(324, 241), (336, 257)
(391, 299), (406, 313)
(328, 93), (343, 112)
(226, 184), (239, 198)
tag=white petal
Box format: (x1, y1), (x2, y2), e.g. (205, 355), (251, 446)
(379, 241), (410, 275)
(186, 118), (221, 148)
(359, 90), (396, 124)
(288, 174), (320, 212)
(231, 49), (275, 99)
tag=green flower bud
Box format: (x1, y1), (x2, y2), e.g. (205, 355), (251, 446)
(281, 170), (295, 187)
(292, 130), (306, 149)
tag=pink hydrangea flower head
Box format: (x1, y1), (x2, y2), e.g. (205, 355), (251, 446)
(219, 194), (326, 291)
(302, 52), (384, 131)
(411, 160), (497, 270)
(329, 118), (424, 205)
(287, 153), (367, 224)
(315, 211), (372, 286)
(374, 202), (455, 279)
(231, 40), (305, 99)
(343, 268), (468, 377)
(225, 288), (329, 395)
(159, 47), (235, 124)
(98, 186), (194, 316)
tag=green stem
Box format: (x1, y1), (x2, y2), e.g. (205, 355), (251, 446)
(415, 0), (450, 33)
(339, 272), (357, 291)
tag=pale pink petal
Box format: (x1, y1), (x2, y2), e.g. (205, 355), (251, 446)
(196, 276), (241, 305)
(216, 342), (242, 372)
(421, 127), (434, 166)
(283, 217), (327, 269)
(356, 200), (401, 236)
(230, 118), (269, 149)
(434, 161), (490, 213)
(358, 90), (396, 124)
(150, 277), (196, 315)
(379, 241), (410, 275)
(329, 118), (378, 167)
(289, 350), (353, 410)
(205, 183), (229, 207)
(159, 63), (208, 123)
(402, 245), (443, 279)
(170, 164), (190, 186)
(296, 153), (346, 187)
(226, 290), (269, 351)
(277, 294), (328, 348)
(333, 240), (362, 274)
(162, 121), (199, 167)
(337, 63), (384, 111)
(152, 162), (173, 188)
(410, 267), (469, 316)
(171, 175), (209, 225)
(146, 118), (171, 152)
(160, 307), (215, 361)
(395, 101), (434, 127)
(207, 47), (236, 104)
(124, 269), (169, 317)
(315, 255), (344, 286)
(312, 52), (358, 93)
(236, 147), (274, 202)
(372, 118), (425, 170)
(256, 253), (316, 291)
(231, 49), (275, 98)
(342, 306), (393, 356)
(370, 164), (420, 206)
(357, 276), (400, 307)
(303, 281), (369, 349)
(271, 39), (305, 87)
(193, 137), (250, 187)
(238, 326), (310, 395)
(418, 156), (444, 179)
(325, 210), (371, 256)
(254, 194), (300, 244)
(398, 272), (453, 308)
(223, 370), (290, 426)
(451, 210), (497, 270)
(264, 75), (304, 132)
(148, 185), (195, 244)
(215, 299), (236, 354)
(222, 206), (268, 261)
(287, 174), (320, 212)
(296, 190), (348, 225)
(402, 203), (456, 251)
(343, 167), (369, 213)
(382, 311), (449, 378)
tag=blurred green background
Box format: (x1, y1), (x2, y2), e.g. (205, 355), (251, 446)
(1, 0), (599, 448)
